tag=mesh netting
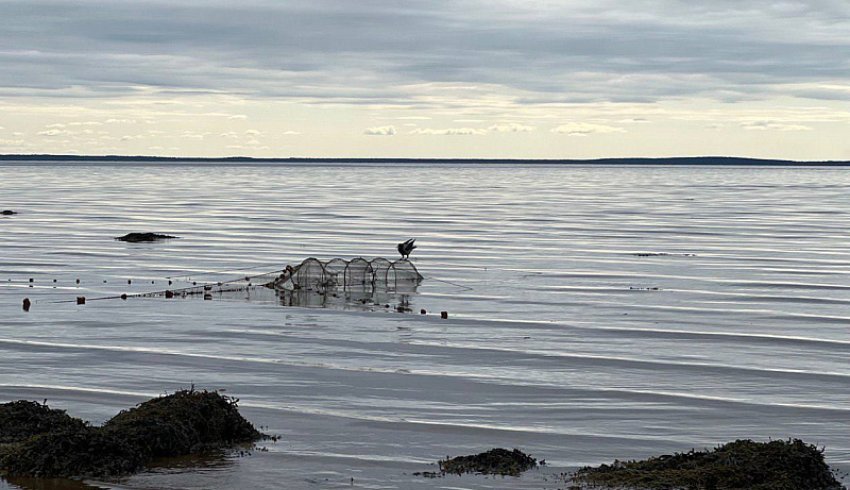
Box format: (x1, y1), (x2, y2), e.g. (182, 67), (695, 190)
(131, 257), (422, 311)
(268, 257), (422, 292)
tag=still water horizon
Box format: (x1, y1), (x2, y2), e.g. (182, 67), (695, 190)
(1, 162), (848, 488)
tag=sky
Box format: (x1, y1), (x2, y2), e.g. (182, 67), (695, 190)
(0, 0), (848, 159)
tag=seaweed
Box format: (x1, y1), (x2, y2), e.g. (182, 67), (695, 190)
(115, 233), (178, 242)
(0, 401), (86, 444)
(573, 439), (846, 490)
(103, 389), (261, 456)
(0, 390), (264, 478)
(438, 448), (538, 476)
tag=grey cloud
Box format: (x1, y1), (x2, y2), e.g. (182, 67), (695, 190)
(0, 0), (848, 106)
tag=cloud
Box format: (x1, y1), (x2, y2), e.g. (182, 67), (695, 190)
(551, 122), (625, 136)
(228, 114), (248, 119)
(245, 129), (263, 136)
(742, 121), (813, 131)
(409, 127), (486, 135)
(281, 130), (301, 135)
(488, 123), (534, 132)
(1, 0), (848, 108)
(37, 129), (70, 137)
(364, 125), (396, 136)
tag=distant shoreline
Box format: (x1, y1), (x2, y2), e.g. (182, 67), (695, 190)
(1, 154), (849, 166)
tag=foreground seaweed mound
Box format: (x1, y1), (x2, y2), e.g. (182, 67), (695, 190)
(573, 439), (846, 490)
(0, 390), (263, 478)
(439, 448), (538, 476)
(103, 389), (261, 457)
(0, 401), (86, 444)
(115, 232), (178, 242)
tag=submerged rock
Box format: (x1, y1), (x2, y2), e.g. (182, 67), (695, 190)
(439, 448), (538, 476)
(0, 390), (263, 478)
(115, 232), (178, 242)
(573, 439), (846, 490)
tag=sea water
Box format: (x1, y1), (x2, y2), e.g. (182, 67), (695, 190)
(0, 162), (848, 488)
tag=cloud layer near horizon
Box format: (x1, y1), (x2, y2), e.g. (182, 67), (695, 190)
(1, 0), (849, 158)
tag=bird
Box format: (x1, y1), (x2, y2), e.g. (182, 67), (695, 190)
(397, 238), (417, 260)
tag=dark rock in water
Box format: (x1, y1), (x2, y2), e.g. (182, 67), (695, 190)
(1, 210), (16, 215)
(438, 448), (537, 476)
(572, 439), (846, 490)
(115, 232), (178, 242)
(0, 390), (264, 478)
(0, 401), (86, 444)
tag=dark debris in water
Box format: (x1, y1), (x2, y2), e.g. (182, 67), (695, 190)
(437, 448), (538, 477)
(115, 232), (178, 242)
(573, 439), (846, 490)
(0, 390), (264, 478)
(1, 210), (16, 216)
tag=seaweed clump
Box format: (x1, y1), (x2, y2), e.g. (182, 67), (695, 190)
(573, 439), (846, 490)
(115, 232), (178, 242)
(0, 401), (86, 444)
(439, 448), (538, 476)
(0, 390), (263, 478)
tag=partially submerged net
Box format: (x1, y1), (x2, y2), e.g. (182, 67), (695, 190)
(132, 257), (423, 311)
(267, 257), (422, 292)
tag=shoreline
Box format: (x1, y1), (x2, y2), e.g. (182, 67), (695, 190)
(1, 154), (850, 166)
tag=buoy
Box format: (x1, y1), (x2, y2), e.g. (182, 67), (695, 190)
(127, 279), (132, 285)
(165, 290), (174, 299)
(120, 294), (127, 300)
(53, 279), (57, 283)
(75, 278), (80, 284)
(76, 297), (86, 305)
(420, 309), (427, 315)
(22, 298), (31, 312)
(168, 280), (172, 286)
(29, 278), (33, 283)
(203, 293), (212, 301)
(440, 311), (448, 319)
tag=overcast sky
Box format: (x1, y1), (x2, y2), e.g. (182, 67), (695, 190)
(1, 0), (848, 159)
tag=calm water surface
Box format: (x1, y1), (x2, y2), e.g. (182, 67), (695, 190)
(0, 162), (848, 488)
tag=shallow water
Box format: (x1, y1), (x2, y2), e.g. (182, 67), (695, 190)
(1, 162), (849, 488)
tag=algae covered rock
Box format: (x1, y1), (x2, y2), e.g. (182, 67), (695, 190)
(573, 439), (846, 490)
(1, 427), (142, 477)
(0, 401), (86, 444)
(439, 448), (538, 476)
(115, 232), (178, 242)
(0, 390), (263, 478)
(103, 389), (261, 457)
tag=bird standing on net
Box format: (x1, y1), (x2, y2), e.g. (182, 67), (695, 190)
(397, 238), (417, 260)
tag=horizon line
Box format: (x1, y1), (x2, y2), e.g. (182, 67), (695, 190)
(0, 154), (849, 165)
(0, 153), (850, 165)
